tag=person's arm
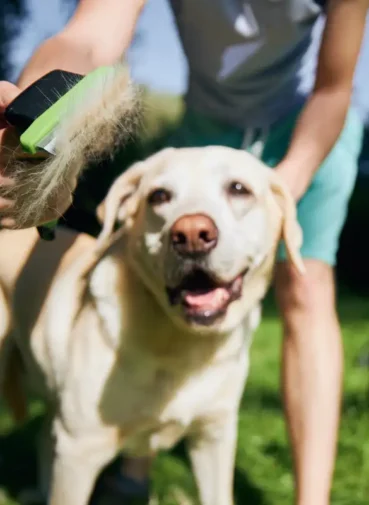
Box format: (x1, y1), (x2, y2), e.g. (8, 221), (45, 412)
(17, 0), (146, 89)
(276, 0), (369, 200)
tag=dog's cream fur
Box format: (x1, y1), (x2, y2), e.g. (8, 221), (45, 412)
(0, 145), (303, 505)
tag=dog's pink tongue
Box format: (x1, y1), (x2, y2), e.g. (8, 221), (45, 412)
(184, 287), (230, 310)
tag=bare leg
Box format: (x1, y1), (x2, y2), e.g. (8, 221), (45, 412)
(276, 260), (342, 505)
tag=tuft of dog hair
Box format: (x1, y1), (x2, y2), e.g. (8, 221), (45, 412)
(1, 64), (141, 228)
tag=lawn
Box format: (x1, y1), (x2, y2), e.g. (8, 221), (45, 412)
(0, 290), (367, 505)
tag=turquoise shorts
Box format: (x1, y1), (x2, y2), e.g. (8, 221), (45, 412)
(166, 107), (364, 266)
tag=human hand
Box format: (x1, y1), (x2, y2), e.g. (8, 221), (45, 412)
(0, 81), (74, 230)
(274, 159), (312, 203)
(0, 82), (21, 226)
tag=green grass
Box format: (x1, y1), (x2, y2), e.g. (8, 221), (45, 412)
(0, 291), (367, 505)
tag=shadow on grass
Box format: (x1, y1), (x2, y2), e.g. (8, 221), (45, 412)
(233, 466), (269, 505)
(0, 415), (41, 501)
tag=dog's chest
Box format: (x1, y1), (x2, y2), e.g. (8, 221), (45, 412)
(70, 261), (251, 455)
(103, 348), (246, 456)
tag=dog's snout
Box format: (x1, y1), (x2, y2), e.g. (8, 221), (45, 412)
(170, 214), (218, 256)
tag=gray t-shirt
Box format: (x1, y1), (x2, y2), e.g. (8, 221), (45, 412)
(168, 0), (365, 128)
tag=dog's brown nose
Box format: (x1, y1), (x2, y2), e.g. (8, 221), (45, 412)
(170, 214), (218, 256)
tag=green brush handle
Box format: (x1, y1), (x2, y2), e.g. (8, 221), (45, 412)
(20, 66), (111, 154)
(37, 220), (58, 241)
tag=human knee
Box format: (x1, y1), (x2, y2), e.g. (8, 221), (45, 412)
(275, 260), (335, 320)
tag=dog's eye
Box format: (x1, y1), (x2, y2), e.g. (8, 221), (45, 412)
(227, 181), (252, 197)
(147, 188), (172, 206)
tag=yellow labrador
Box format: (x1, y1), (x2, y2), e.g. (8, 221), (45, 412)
(0, 145), (303, 505)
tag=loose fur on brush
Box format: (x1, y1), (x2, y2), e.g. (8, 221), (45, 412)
(0, 64), (140, 227)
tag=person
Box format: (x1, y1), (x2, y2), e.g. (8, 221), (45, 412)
(0, 0), (368, 503)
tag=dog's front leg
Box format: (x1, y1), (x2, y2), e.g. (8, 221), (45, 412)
(49, 455), (102, 505)
(187, 413), (238, 505)
(49, 421), (117, 505)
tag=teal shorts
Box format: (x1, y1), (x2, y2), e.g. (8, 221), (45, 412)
(166, 107), (364, 266)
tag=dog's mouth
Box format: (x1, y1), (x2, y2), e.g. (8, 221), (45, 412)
(166, 267), (248, 326)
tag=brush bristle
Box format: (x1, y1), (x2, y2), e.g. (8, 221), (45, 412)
(1, 64), (141, 228)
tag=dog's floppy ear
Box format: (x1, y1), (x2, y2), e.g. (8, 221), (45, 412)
(96, 147), (176, 247)
(269, 172), (305, 275)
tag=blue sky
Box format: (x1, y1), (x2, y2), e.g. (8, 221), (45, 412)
(127, 0), (187, 95)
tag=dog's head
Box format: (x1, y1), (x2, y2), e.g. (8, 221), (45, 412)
(97, 146), (303, 334)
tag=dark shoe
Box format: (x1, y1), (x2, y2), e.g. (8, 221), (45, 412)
(91, 471), (150, 505)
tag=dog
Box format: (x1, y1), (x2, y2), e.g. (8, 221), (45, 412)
(0, 145), (303, 505)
